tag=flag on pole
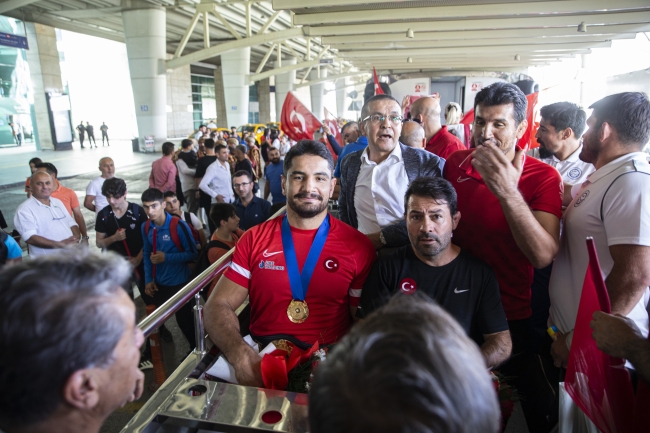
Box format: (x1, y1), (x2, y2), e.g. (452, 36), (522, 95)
(280, 92), (322, 142)
(280, 92), (337, 159)
(564, 237), (635, 433)
(324, 107), (342, 146)
(373, 67), (384, 95)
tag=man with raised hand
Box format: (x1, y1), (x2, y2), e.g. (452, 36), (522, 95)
(205, 140), (376, 387)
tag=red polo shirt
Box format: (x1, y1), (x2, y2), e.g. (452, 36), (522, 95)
(223, 215), (376, 346)
(425, 126), (466, 160)
(443, 149), (563, 321)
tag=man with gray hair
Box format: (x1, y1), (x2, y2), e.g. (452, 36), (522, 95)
(0, 249), (145, 433)
(14, 171), (81, 257)
(399, 120), (426, 149)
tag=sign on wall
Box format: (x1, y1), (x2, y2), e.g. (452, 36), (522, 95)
(0, 32), (28, 50)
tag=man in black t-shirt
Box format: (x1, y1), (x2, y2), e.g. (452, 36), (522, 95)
(195, 138), (218, 234)
(357, 176), (512, 368)
(95, 177), (148, 297)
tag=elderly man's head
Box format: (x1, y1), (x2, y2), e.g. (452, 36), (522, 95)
(410, 95), (442, 142)
(360, 95), (403, 158)
(399, 121), (426, 149)
(0, 250), (144, 432)
(30, 171), (53, 200)
(309, 294), (500, 433)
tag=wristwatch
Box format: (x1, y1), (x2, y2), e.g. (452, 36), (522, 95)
(81, 236), (90, 240)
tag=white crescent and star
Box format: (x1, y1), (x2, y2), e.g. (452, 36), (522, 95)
(325, 259), (337, 269)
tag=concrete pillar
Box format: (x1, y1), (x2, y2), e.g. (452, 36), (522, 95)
(309, 68), (326, 119)
(165, 54), (193, 138)
(258, 78), (271, 123)
(214, 67), (228, 128)
(336, 77), (349, 118)
(274, 57), (296, 119)
(221, 47), (250, 127)
(24, 23), (64, 151)
(122, 5), (167, 151)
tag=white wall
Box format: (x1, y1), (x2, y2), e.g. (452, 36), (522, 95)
(463, 77), (506, 111)
(390, 78), (431, 106)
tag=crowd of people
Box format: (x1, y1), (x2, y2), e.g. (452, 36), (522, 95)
(1, 82), (650, 433)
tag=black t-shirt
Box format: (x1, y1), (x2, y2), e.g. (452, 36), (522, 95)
(195, 155), (218, 206)
(95, 202), (148, 259)
(235, 158), (253, 179)
(357, 246), (508, 343)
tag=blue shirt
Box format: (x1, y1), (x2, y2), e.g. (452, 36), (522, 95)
(142, 213), (198, 286)
(3, 235), (22, 260)
(264, 161), (285, 204)
(334, 136), (368, 178)
(234, 196), (271, 231)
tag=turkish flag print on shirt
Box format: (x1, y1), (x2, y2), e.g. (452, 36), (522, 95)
(280, 92), (322, 142)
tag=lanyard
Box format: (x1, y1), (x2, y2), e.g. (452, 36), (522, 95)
(280, 214), (330, 301)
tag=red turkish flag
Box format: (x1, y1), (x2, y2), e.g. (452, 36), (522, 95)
(280, 92), (322, 142)
(565, 238), (635, 433)
(324, 107), (342, 146)
(373, 67), (384, 95)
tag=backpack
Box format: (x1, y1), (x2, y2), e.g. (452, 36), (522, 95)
(0, 231), (7, 266)
(192, 239), (231, 280)
(144, 215), (198, 254)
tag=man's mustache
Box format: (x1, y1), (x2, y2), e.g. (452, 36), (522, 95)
(294, 192), (323, 201)
(418, 233), (441, 243)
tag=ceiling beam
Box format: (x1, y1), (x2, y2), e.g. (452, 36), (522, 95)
(321, 23), (650, 45)
(338, 41), (612, 58)
(248, 58), (325, 82)
(166, 27), (303, 70)
(44, 6), (123, 19)
(304, 11), (650, 37)
(0, 0), (41, 15)
(274, 0), (429, 8)
(383, 68), (532, 75)
(293, 0), (650, 26)
(335, 35), (632, 51)
(295, 71), (369, 88)
(13, 12), (125, 43)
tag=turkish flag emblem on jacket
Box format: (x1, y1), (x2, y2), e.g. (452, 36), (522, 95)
(280, 92), (322, 142)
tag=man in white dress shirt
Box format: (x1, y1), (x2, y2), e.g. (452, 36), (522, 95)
(14, 171), (81, 257)
(84, 157), (115, 215)
(528, 102), (595, 208)
(199, 143), (234, 209)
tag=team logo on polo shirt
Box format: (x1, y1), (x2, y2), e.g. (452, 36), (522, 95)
(130, 223), (135, 229)
(574, 190), (590, 207)
(258, 260), (285, 271)
(162, 234), (171, 241)
(567, 168), (582, 180)
(399, 278), (417, 295)
(323, 257), (339, 273)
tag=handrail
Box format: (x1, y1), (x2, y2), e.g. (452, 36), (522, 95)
(137, 206), (287, 338)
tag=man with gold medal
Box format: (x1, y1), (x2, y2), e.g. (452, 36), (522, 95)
(205, 140), (376, 387)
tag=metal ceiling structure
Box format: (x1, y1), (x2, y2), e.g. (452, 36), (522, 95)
(2, 0), (650, 83)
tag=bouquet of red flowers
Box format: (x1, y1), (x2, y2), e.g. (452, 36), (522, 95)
(260, 341), (328, 393)
(490, 370), (520, 431)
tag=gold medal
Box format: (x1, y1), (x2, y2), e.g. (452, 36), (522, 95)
(287, 300), (309, 323)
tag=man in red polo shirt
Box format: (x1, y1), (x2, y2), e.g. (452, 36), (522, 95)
(410, 94), (465, 160)
(443, 82), (562, 433)
(204, 140), (376, 387)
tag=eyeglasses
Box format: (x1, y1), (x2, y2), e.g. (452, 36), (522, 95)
(362, 114), (404, 125)
(411, 117), (422, 124)
(49, 205), (67, 221)
(233, 182), (252, 189)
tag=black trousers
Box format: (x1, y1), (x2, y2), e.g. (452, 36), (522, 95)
(102, 132), (109, 143)
(79, 135), (85, 147)
(500, 318), (559, 433)
(141, 281), (197, 350)
(87, 133), (96, 145)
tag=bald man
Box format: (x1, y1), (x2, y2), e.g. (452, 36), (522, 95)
(410, 95), (465, 159)
(399, 121), (426, 149)
(84, 157), (115, 214)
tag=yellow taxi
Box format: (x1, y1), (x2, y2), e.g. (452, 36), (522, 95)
(237, 123), (267, 143)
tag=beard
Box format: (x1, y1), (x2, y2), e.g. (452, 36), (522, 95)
(410, 232), (451, 258)
(537, 140), (554, 159)
(288, 192), (328, 219)
(271, 157), (281, 164)
(579, 136), (600, 164)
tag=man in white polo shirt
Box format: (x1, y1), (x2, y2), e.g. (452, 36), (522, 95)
(199, 143), (234, 212)
(84, 157), (115, 215)
(529, 102), (594, 208)
(14, 171), (81, 257)
(549, 92), (650, 371)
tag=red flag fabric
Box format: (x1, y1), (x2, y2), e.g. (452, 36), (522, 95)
(373, 67), (384, 95)
(324, 107), (342, 146)
(565, 238), (635, 433)
(280, 92), (322, 142)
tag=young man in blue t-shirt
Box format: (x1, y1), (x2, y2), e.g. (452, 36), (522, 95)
(263, 147), (285, 204)
(141, 188), (199, 351)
